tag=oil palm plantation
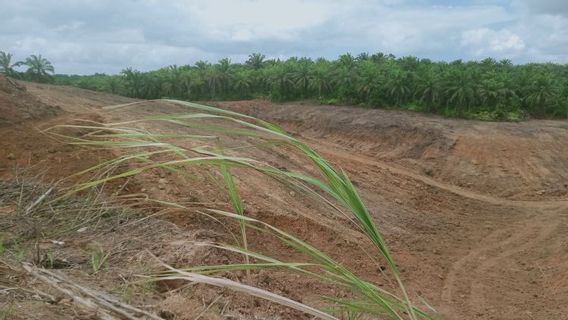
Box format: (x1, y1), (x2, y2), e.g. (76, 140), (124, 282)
(309, 59), (334, 98)
(291, 58), (313, 98)
(232, 70), (253, 97)
(444, 69), (479, 113)
(356, 61), (383, 104)
(417, 73), (442, 112)
(524, 75), (562, 117)
(385, 70), (412, 106)
(44, 51), (568, 120)
(246, 53), (266, 70)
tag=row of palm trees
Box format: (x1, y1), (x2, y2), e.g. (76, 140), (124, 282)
(48, 53), (568, 119)
(0, 51), (54, 82)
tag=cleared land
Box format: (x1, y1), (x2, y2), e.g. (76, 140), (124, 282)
(1, 77), (567, 319)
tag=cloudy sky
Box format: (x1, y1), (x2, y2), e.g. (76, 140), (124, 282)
(1, 0), (567, 74)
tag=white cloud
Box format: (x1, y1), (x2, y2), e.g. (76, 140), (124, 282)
(176, 0), (342, 41)
(461, 28), (525, 57)
(1, 0), (567, 74)
(350, 2), (511, 56)
(517, 0), (568, 16)
(512, 13), (568, 62)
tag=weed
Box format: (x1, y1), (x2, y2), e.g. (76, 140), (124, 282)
(115, 281), (157, 304)
(50, 100), (430, 319)
(45, 251), (55, 269)
(89, 246), (110, 274)
(10, 242), (28, 262)
(0, 305), (15, 320)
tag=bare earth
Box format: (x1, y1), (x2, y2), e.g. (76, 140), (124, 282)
(1, 78), (567, 319)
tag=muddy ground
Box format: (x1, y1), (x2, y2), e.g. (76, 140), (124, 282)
(1, 77), (567, 319)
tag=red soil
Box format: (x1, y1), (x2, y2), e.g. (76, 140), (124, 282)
(1, 79), (567, 319)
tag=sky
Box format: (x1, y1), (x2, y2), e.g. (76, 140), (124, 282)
(1, 0), (567, 74)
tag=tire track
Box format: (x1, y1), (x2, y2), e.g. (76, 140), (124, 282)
(308, 138), (568, 210)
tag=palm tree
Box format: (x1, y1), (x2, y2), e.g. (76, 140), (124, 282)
(398, 56), (420, 71)
(309, 60), (333, 98)
(444, 69), (479, 113)
(524, 75), (561, 117)
(162, 65), (187, 98)
(0, 51), (22, 77)
(206, 68), (224, 98)
(21, 54), (54, 82)
(333, 65), (359, 102)
(338, 53), (355, 70)
(356, 52), (370, 61)
(417, 73), (442, 111)
(291, 58), (313, 98)
(194, 60), (209, 72)
(477, 74), (516, 108)
(246, 53), (265, 70)
(121, 67), (144, 97)
(357, 74), (381, 104)
(355, 61), (382, 104)
(206, 58), (233, 98)
(267, 64), (294, 101)
(385, 70), (412, 106)
(232, 70), (253, 97)
(106, 76), (121, 94)
(188, 70), (205, 99)
(370, 53), (396, 64)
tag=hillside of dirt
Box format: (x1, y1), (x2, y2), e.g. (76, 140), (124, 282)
(0, 75), (62, 127)
(214, 100), (568, 201)
(1, 80), (567, 320)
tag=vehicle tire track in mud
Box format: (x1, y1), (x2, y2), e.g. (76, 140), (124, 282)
(440, 212), (560, 318)
(307, 138), (568, 210)
(304, 137), (568, 319)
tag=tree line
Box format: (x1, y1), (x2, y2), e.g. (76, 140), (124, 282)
(2, 51), (567, 120)
(0, 51), (55, 83)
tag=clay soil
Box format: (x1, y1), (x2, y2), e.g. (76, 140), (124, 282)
(1, 76), (567, 320)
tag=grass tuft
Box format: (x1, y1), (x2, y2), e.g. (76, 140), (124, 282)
(48, 99), (431, 319)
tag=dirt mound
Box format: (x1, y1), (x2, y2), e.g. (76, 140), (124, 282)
(214, 100), (568, 200)
(0, 75), (62, 126)
(215, 100), (456, 160)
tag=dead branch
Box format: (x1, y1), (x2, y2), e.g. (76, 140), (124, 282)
(22, 263), (163, 320)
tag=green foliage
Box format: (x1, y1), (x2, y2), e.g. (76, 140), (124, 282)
(89, 245), (110, 273)
(5, 241), (29, 262)
(21, 54), (54, 82)
(0, 305), (15, 320)
(0, 51), (22, 77)
(4, 50), (568, 120)
(464, 110), (500, 121)
(0, 52), (54, 82)
(400, 102), (425, 112)
(319, 98), (340, 105)
(505, 111), (524, 122)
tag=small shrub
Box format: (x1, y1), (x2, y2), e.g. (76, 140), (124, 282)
(89, 246), (110, 273)
(400, 102), (425, 112)
(319, 97), (340, 105)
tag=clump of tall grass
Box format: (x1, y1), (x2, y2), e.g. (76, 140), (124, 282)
(47, 99), (431, 320)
